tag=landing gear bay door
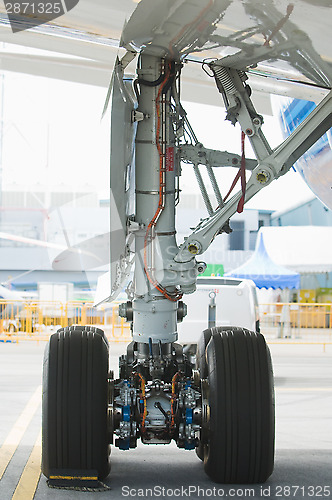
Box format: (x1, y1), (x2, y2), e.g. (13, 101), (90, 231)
(96, 60), (136, 305)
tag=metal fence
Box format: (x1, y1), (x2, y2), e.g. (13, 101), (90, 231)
(259, 302), (332, 340)
(1, 300), (332, 344)
(0, 300), (132, 342)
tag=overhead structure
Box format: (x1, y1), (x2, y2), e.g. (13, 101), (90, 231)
(39, 0), (332, 490)
(225, 232), (300, 289)
(1, 1), (332, 105)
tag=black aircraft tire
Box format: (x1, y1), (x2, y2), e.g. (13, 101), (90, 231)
(204, 327), (275, 484)
(196, 327), (247, 378)
(195, 327), (245, 460)
(42, 325), (110, 480)
(196, 328), (213, 379)
(195, 328), (213, 460)
(195, 327), (234, 460)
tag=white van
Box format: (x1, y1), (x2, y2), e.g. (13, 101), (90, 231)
(178, 277), (259, 345)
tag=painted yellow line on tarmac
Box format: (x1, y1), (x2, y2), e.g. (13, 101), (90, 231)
(276, 387), (332, 392)
(0, 385), (41, 480)
(11, 430), (41, 500)
(268, 342), (332, 344)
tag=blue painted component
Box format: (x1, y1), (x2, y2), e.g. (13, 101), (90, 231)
(122, 405), (130, 422)
(185, 408), (193, 424)
(279, 98), (330, 161)
(148, 337), (153, 357)
(118, 438), (130, 450)
(185, 441), (196, 450)
(185, 381), (191, 389)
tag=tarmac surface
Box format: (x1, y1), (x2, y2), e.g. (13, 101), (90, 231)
(0, 340), (331, 500)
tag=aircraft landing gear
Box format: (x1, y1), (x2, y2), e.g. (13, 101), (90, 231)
(41, 49), (275, 488)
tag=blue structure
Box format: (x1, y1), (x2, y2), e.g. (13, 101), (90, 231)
(280, 98), (330, 158)
(277, 96), (332, 211)
(225, 234), (300, 289)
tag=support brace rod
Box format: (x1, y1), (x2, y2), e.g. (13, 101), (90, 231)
(180, 143), (257, 170)
(175, 89), (332, 263)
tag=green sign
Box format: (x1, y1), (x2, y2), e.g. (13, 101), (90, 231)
(202, 264), (224, 277)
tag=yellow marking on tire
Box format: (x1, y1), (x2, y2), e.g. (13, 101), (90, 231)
(11, 431), (41, 500)
(0, 385), (41, 479)
(49, 475), (98, 480)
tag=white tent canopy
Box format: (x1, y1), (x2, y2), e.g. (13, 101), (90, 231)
(258, 226), (332, 274)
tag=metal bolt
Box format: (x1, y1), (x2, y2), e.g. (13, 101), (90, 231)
(245, 128), (254, 136)
(197, 261), (207, 274)
(188, 244), (199, 255)
(256, 170), (270, 184)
